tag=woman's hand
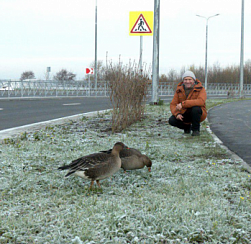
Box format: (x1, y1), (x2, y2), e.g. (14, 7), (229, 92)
(176, 114), (184, 121)
(176, 103), (182, 111)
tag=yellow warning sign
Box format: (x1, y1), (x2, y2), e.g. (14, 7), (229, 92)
(129, 11), (153, 36)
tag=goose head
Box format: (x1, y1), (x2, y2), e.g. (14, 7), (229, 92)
(142, 155), (152, 172)
(111, 142), (128, 156)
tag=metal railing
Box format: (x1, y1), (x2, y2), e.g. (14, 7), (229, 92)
(0, 79), (251, 98)
(0, 80), (109, 98)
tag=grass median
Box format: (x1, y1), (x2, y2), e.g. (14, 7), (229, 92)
(0, 99), (251, 243)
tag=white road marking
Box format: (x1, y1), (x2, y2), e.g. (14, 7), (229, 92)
(63, 103), (81, 106)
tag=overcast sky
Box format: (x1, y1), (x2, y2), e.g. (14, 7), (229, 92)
(0, 0), (250, 80)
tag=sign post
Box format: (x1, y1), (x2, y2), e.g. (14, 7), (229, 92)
(129, 11), (153, 74)
(46, 67), (51, 80)
(86, 68), (94, 96)
(88, 75), (91, 96)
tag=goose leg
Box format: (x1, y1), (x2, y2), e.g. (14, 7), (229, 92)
(96, 180), (101, 188)
(90, 180), (94, 189)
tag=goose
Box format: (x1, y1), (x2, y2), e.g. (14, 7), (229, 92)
(58, 142), (127, 189)
(101, 147), (152, 173)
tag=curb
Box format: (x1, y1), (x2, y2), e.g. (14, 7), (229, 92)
(0, 109), (111, 141)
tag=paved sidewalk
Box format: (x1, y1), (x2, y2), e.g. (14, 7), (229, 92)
(208, 99), (251, 168)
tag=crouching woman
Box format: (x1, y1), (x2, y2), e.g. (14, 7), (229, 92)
(168, 71), (207, 136)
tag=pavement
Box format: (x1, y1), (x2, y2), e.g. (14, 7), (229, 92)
(208, 99), (251, 172)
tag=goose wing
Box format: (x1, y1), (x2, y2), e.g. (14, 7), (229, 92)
(58, 152), (111, 176)
(100, 148), (141, 158)
(99, 149), (112, 154)
(119, 148), (142, 158)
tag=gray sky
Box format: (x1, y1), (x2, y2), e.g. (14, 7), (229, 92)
(0, 0), (250, 80)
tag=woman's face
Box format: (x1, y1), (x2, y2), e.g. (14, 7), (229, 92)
(183, 77), (195, 88)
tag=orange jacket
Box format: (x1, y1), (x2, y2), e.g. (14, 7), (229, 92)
(170, 79), (207, 122)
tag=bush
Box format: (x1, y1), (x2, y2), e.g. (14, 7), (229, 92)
(106, 62), (150, 133)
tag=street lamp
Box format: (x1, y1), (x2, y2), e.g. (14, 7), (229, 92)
(196, 14), (219, 90)
(240, 0), (244, 97)
(151, 0), (160, 104)
(94, 0), (98, 91)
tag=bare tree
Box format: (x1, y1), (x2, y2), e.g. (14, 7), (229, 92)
(166, 69), (179, 91)
(244, 59), (251, 85)
(54, 69), (76, 83)
(159, 74), (168, 83)
(20, 71), (35, 81)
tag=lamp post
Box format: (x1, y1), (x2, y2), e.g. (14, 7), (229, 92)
(94, 0), (98, 91)
(240, 0), (244, 97)
(151, 0), (160, 104)
(196, 14), (219, 90)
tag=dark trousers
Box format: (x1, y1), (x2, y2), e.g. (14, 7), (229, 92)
(169, 106), (202, 131)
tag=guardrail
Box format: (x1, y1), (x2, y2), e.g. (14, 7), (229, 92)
(0, 80), (250, 98)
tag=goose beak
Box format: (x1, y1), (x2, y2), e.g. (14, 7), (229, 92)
(124, 144), (130, 149)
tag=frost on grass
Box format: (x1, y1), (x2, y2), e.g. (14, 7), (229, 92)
(1, 103), (251, 243)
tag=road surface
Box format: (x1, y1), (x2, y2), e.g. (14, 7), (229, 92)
(0, 97), (112, 131)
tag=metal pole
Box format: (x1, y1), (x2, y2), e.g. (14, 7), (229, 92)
(140, 36), (143, 74)
(205, 20), (208, 90)
(88, 74), (91, 96)
(105, 51), (108, 96)
(240, 0), (244, 97)
(106, 51), (108, 68)
(196, 14), (219, 90)
(151, 0), (160, 104)
(94, 0), (98, 91)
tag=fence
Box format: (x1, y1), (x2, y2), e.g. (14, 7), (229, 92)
(0, 80), (251, 98)
(0, 80), (109, 98)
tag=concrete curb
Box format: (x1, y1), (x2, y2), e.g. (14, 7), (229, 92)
(207, 105), (251, 173)
(0, 109), (111, 141)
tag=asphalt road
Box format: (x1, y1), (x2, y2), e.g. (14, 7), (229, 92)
(208, 99), (251, 167)
(0, 97), (112, 131)
(0, 95), (238, 131)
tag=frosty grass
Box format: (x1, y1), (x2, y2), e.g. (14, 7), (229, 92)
(0, 99), (251, 244)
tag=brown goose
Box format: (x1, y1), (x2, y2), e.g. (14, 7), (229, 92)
(101, 147), (152, 173)
(58, 142), (127, 189)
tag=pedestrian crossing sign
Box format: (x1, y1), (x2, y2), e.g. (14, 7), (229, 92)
(129, 11), (153, 36)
